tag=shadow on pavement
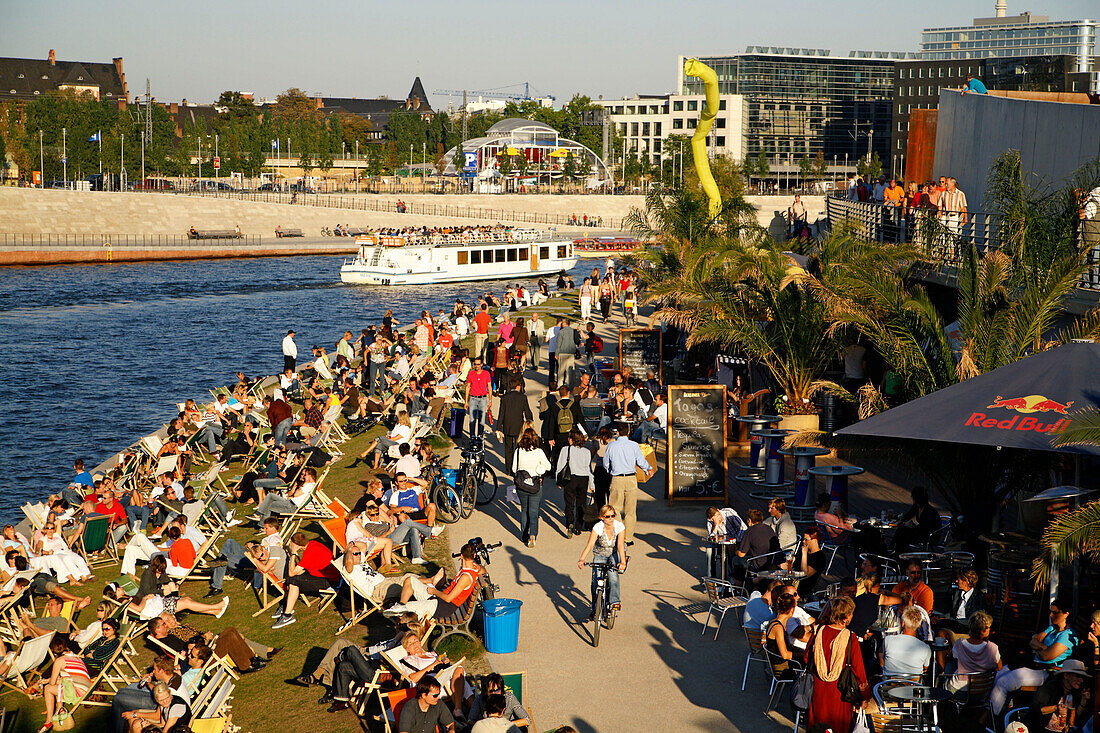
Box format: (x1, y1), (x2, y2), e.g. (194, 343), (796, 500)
(502, 545), (593, 645)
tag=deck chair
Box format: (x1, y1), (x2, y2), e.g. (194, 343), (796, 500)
(0, 585), (30, 643)
(244, 552), (317, 617)
(20, 503), (47, 532)
(0, 631), (55, 696)
(78, 514), (120, 567)
(275, 467), (337, 541)
(333, 561), (388, 635)
(172, 531), (226, 587)
(499, 670), (538, 733)
(375, 687), (417, 733)
(70, 626), (146, 708)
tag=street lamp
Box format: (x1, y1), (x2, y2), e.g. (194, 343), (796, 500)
(355, 140), (359, 194)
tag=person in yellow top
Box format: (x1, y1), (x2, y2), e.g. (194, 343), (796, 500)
(884, 179), (906, 208)
(883, 178), (907, 242)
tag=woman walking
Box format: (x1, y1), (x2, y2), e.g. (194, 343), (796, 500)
(579, 278), (594, 322)
(806, 596), (872, 733)
(598, 275), (615, 323)
(555, 429), (593, 536)
(512, 428), (551, 547)
(512, 317), (530, 370)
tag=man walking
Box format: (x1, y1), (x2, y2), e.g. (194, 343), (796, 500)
(545, 318), (559, 387)
(464, 357), (492, 438)
(495, 378), (532, 474)
(542, 384), (583, 465)
(472, 304), (491, 362)
(528, 312), (545, 373)
(601, 425), (654, 543)
(282, 329), (297, 373)
(555, 317), (580, 391)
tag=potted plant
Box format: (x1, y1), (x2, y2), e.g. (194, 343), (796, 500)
(775, 395), (820, 433)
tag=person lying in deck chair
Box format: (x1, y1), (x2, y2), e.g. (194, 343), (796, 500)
(128, 556), (229, 621)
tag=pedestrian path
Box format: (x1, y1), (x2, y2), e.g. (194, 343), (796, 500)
(451, 306), (788, 733)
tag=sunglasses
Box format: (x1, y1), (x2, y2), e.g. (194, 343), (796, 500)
(351, 551), (362, 556)
(602, 514), (615, 519)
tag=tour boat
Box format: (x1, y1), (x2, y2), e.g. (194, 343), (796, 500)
(339, 229), (579, 285)
(572, 236), (644, 257)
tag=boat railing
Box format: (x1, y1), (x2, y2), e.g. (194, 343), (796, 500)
(375, 229), (556, 247)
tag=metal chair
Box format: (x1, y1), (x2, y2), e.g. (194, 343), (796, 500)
(1003, 707), (1027, 732)
(700, 576), (747, 639)
(763, 647), (803, 731)
(816, 520), (855, 574)
(741, 626), (769, 691)
(946, 670), (997, 716)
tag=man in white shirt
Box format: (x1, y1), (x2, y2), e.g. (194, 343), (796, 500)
(393, 443), (422, 479)
(282, 330), (297, 372)
(631, 393), (667, 443)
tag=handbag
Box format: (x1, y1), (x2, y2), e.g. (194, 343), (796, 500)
(556, 446), (573, 486)
(514, 469), (539, 494)
(852, 710), (870, 733)
(790, 652), (814, 711)
(838, 632), (863, 706)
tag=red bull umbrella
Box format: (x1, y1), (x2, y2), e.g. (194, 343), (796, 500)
(836, 341), (1100, 455)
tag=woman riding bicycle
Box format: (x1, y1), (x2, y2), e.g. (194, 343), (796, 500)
(576, 504), (627, 622)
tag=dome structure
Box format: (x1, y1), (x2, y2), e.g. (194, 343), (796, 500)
(443, 118), (612, 188)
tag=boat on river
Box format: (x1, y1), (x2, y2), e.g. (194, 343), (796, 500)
(340, 229), (579, 285)
(572, 236), (644, 257)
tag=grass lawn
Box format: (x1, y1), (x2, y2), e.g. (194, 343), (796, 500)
(2, 424), (486, 733)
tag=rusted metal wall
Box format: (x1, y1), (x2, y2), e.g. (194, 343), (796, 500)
(905, 109), (938, 185)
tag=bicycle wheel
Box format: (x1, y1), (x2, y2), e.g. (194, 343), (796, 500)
(474, 463), (499, 507)
(479, 572), (496, 601)
(592, 590), (603, 647)
(433, 482), (463, 524)
(459, 474), (476, 519)
(606, 602), (617, 630)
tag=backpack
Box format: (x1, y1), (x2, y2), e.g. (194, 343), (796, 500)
(514, 469), (539, 494)
(556, 399), (575, 434)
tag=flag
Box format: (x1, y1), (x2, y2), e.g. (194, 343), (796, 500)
(88, 132), (101, 143)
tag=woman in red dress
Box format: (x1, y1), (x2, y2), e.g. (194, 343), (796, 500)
(806, 596), (872, 733)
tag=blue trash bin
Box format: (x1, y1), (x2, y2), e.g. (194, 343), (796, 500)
(482, 598), (522, 654)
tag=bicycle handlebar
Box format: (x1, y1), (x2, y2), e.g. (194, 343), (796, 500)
(452, 541), (502, 558)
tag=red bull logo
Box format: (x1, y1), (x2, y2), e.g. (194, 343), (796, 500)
(967, 394), (1074, 434)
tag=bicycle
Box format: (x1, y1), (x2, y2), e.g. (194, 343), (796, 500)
(452, 536), (501, 600)
(424, 455), (463, 524)
(583, 555), (628, 647)
(320, 226), (332, 236)
(457, 437), (499, 516)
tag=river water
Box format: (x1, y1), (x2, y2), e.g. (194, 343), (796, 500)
(0, 254), (588, 522)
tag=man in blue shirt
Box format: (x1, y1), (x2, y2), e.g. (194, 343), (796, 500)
(383, 473), (438, 530)
(72, 459), (94, 488)
(962, 73), (988, 94)
(600, 427), (654, 543)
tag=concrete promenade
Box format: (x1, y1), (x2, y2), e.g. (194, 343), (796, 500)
(448, 300), (903, 733)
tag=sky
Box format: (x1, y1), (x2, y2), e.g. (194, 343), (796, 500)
(2, 0), (1096, 109)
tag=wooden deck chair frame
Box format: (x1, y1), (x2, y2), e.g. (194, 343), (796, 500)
(275, 466), (337, 541)
(70, 625), (147, 708)
(244, 552), (316, 617)
(498, 670), (538, 733)
(20, 503), (47, 532)
(379, 646), (467, 702)
(190, 654), (237, 720)
(333, 561), (388, 635)
(78, 514), (120, 567)
(0, 585), (31, 644)
(0, 631), (55, 697)
(374, 686), (416, 733)
(172, 530), (226, 587)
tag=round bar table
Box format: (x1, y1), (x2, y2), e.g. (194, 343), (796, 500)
(807, 464), (864, 514)
(779, 445), (830, 507)
(735, 414), (781, 477)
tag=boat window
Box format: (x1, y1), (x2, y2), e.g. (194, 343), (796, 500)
(458, 250), (469, 265)
(518, 248), (528, 259)
(507, 248), (517, 262)
(557, 245), (567, 259)
(470, 251), (482, 264)
(540, 246), (549, 259)
(483, 250), (493, 263)
(495, 249), (507, 263)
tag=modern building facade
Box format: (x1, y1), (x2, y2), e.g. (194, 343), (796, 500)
(676, 48), (914, 165)
(594, 92), (745, 163)
(920, 10), (1097, 71)
(890, 55), (1100, 176)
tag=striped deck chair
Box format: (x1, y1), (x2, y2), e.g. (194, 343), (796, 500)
(189, 654), (237, 725)
(0, 632), (55, 696)
(19, 503), (47, 532)
(0, 584), (31, 644)
(78, 514), (119, 568)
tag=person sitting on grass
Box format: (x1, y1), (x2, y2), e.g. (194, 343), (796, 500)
(32, 635), (91, 733)
(128, 556), (229, 621)
(272, 531), (340, 630)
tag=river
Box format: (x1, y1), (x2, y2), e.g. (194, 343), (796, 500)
(0, 254), (589, 522)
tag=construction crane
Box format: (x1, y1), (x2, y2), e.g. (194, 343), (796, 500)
(434, 82), (556, 108)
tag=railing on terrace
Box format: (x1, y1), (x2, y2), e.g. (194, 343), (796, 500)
(134, 188), (620, 230)
(825, 194), (1100, 292)
(0, 233), (267, 248)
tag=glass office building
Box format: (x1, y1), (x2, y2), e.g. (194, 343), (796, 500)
(921, 14), (1097, 71)
(678, 49), (912, 162)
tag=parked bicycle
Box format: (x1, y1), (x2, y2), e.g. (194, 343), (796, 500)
(583, 556), (628, 647)
(453, 536), (501, 599)
(457, 437), (499, 516)
(320, 226), (333, 236)
(424, 455), (463, 523)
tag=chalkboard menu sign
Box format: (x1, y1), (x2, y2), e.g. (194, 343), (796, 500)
(618, 328), (662, 378)
(667, 385), (727, 503)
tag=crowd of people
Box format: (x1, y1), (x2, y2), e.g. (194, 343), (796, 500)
(568, 213), (603, 227)
(843, 173), (970, 245)
(0, 253), (660, 732)
(701, 483), (1099, 733)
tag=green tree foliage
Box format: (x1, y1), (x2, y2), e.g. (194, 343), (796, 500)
(857, 151), (883, 180)
(272, 88), (320, 123)
(215, 91), (260, 121)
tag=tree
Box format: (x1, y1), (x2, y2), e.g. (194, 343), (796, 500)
(272, 88), (319, 123)
(336, 112), (373, 150)
(432, 144), (447, 176)
(857, 151), (883, 180)
(798, 155), (813, 185)
(215, 91), (259, 121)
(452, 143), (465, 174)
(812, 152), (827, 179)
